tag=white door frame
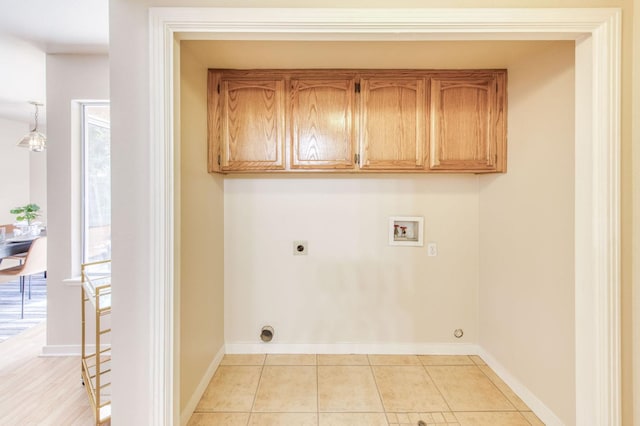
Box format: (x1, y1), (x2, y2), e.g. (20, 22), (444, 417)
(149, 8), (621, 425)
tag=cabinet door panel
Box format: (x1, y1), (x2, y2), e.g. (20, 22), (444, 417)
(360, 78), (426, 170)
(430, 72), (506, 172)
(290, 78), (356, 169)
(222, 79), (285, 170)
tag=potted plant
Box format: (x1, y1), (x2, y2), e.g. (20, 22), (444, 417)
(10, 203), (42, 236)
(10, 203), (41, 225)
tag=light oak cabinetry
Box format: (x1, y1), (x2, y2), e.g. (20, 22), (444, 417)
(290, 77), (356, 169)
(209, 74), (285, 171)
(359, 76), (426, 170)
(429, 72), (506, 173)
(208, 69), (506, 174)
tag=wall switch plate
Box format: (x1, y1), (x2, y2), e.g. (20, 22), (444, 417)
(293, 241), (308, 255)
(427, 242), (438, 257)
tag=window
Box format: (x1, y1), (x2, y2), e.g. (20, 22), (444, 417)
(81, 103), (111, 269)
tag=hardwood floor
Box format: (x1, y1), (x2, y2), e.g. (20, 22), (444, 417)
(0, 322), (95, 425)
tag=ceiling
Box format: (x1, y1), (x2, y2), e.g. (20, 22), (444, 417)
(0, 0), (108, 53)
(0, 0), (108, 124)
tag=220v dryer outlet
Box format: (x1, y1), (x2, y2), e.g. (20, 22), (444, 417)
(293, 241), (308, 255)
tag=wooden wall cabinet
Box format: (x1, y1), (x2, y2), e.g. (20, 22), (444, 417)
(429, 72), (507, 173)
(208, 69), (506, 174)
(210, 75), (285, 171)
(290, 77), (356, 170)
(359, 76), (426, 170)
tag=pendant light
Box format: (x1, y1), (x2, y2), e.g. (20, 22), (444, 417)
(16, 101), (46, 152)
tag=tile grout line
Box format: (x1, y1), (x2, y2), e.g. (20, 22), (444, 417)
(366, 354), (390, 425)
(474, 363), (518, 413)
(421, 363), (456, 421)
(316, 354), (319, 426)
(245, 355), (266, 426)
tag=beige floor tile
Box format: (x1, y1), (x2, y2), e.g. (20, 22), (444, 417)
(187, 412), (250, 426)
(265, 354), (317, 365)
(520, 411), (545, 426)
(478, 365), (530, 411)
(195, 366), (262, 412)
(395, 413), (410, 423)
(442, 411), (458, 422)
(248, 413), (318, 426)
(253, 366), (317, 412)
(431, 412), (446, 422)
(469, 355), (487, 365)
(454, 411), (531, 426)
(318, 354), (369, 365)
(372, 366), (449, 412)
(220, 354), (266, 366)
(386, 411), (459, 425)
(368, 354), (421, 365)
(427, 366), (514, 411)
(419, 355), (474, 366)
(318, 366), (383, 412)
(319, 412), (389, 426)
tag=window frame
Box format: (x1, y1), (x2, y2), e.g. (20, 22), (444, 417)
(80, 101), (111, 267)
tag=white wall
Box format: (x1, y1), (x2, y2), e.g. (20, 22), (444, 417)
(224, 176), (479, 349)
(110, 1), (153, 423)
(45, 54), (109, 351)
(478, 43), (575, 424)
(0, 34), (45, 122)
(0, 118), (30, 225)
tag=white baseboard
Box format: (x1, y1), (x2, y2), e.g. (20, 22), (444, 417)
(225, 341), (479, 355)
(476, 348), (565, 426)
(180, 345), (225, 426)
(41, 344), (110, 357)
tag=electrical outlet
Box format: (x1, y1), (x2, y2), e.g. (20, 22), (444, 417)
(293, 241), (308, 255)
(427, 242), (438, 257)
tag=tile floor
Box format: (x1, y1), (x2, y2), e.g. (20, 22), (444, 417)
(188, 354), (544, 426)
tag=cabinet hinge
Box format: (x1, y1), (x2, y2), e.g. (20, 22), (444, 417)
(355, 82), (361, 93)
(217, 154), (221, 166)
(354, 153), (360, 165)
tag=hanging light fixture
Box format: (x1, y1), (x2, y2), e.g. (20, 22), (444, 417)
(16, 101), (46, 152)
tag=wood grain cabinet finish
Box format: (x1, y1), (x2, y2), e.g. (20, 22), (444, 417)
(429, 71), (507, 173)
(289, 77), (356, 169)
(359, 77), (426, 170)
(219, 78), (285, 171)
(207, 69), (506, 174)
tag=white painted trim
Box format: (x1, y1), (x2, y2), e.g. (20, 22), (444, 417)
(226, 342), (479, 355)
(179, 345), (224, 426)
(149, 9), (177, 426)
(477, 347), (564, 426)
(41, 343), (109, 357)
(149, 7), (621, 425)
(41, 345), (80, 356)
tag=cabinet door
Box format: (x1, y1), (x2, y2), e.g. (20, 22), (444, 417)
(429, 72), (506, 172)
(290, 78), (356, 169)
(360, 78), (426, 170)
(221, 79), (285, 171)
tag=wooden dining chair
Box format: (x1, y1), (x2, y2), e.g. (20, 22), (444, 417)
(0, 236), (47, 319)
(0, 224), (25, 267)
